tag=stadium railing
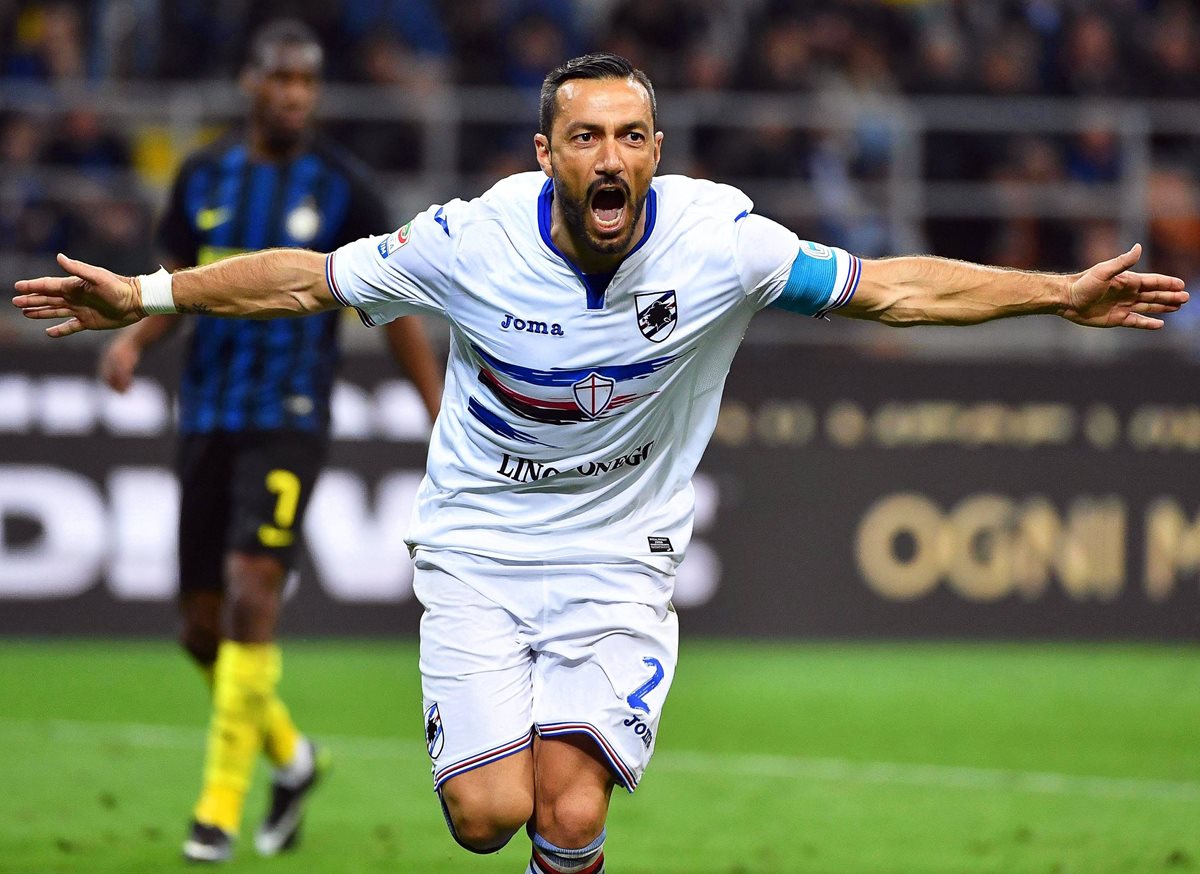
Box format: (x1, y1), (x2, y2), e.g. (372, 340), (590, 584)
(2, 83), (1197, 358)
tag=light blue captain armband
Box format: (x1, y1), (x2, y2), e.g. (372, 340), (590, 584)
(771, 241), (861, 318)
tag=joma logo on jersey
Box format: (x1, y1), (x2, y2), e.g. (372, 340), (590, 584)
(496, 441), (655, 484)
(499, 313), (565, 336)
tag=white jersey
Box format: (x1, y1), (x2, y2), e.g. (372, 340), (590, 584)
(328, 172), (859, 567)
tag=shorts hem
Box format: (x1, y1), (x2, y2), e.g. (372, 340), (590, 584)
(412, 545), (678, 574)
(536, 721), (639, 792)
(431, 728), (534, 791)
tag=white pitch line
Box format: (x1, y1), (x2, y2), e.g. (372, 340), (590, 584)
(0, 717), (415, 760)
(653, 750), (1200, 803)
(1, 716), (1197, 803)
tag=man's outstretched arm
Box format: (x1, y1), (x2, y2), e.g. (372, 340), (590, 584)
(13, 249), (334, 338)
(842, 244), (1187, 330)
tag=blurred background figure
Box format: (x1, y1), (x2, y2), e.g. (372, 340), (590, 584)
(3, 1), (86, 81)
(91, 18), (443, 863)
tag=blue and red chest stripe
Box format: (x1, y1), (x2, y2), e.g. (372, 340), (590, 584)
(467, 343), (685, 442)
(473, 344), (679, 386)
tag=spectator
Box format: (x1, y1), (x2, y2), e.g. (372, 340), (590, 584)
(1053, 11), (1126, 97)
(736, 15), (815, 92)
(341, 0), (450, 60)
(3, 2), (85, 81)
(1146, 165), (1200, 283)
(0, 111), (64, 254)
(988, 136), (1074, 272)
(603, 0), (706, 88)
(41, 108), (130, 178)
(441, 0), (507, 85)
(67, 187), (152, 276)
(156, 0), (242, 78)
(1138, 2), (1198, 98)
(329, 30), (447, 173)
(905, 23), (971, 95)
(1065, 109), (1122, 185)
(976, 28), (1041, 96)
(505, 12), (569, 89)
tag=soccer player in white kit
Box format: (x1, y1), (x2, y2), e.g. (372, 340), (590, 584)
(14, 53), (1187, 874)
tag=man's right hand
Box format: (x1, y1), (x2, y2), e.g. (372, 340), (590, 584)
(12, 253), (144, 337)
(99, 335), (142, 393)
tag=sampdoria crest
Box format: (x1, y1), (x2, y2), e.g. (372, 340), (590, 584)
(424, 702), (444, 759)
(635, 290), (677, 342)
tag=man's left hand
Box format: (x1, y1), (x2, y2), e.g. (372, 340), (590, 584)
(1064, 243), (1188, 329)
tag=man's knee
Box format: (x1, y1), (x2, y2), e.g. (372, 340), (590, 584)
(440, 779), (534, 853)
(225, 552), (285, 642)
(178, 624), (219, 666)
(537, 788), (608, 850)
(178, 591), (222, 665)
(533, 735), (614, 848)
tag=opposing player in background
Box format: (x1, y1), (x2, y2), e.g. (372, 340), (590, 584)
(17, 54), (1185, 874)
(95, 20), (442, 863)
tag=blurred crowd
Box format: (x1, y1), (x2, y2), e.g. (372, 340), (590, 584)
(4, 0), (1196, 96)
(2, 0), (1200, 346)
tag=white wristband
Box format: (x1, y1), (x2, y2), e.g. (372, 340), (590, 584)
(137, 266), (176, 315)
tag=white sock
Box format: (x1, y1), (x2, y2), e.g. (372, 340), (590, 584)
(274, 737), (314, 788)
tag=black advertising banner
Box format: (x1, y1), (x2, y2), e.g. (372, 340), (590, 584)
(696, 348), (1199, 639)
(1, 345), (1197, 639)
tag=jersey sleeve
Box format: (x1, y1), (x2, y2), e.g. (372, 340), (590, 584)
(325, 201), (459, 327)
(734, 213), (861, 317)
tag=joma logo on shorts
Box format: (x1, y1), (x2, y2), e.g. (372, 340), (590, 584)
(500, 313), (565, 336)
(622, 714), (654, 749)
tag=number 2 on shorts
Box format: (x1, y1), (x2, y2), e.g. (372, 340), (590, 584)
(627, 657), (665, 714)
(258, 468), (301, 547)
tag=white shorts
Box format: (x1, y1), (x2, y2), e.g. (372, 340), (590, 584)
(413, 549), (679, 793)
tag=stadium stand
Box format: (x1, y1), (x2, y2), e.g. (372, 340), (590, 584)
(2, 0), (1199, 354)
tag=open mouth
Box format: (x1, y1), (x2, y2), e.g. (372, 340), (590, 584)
(590, 185), (628, 234)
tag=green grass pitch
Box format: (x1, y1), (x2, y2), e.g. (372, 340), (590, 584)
(0, 639), (1196, 873)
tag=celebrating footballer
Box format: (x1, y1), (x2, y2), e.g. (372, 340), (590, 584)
(13, 53), (1187, 874)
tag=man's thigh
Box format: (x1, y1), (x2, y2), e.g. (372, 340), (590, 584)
(226, 430), (326, 566)
(176, 433), (234, 594)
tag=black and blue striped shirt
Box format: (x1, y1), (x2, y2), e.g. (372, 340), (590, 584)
(157, 132), (387, 434)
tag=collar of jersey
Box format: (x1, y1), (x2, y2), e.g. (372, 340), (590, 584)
(537, 178), (658, 310)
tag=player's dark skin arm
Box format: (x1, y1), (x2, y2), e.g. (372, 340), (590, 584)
(99, 315), (182, 392)
(845, 245), (1187, 330)
(98, 258), (186, 393)
(383, 317), (443, 421)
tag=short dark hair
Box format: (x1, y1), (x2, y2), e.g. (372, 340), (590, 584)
(538, 53), (657, 137)
(246, 19), (324, 73)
